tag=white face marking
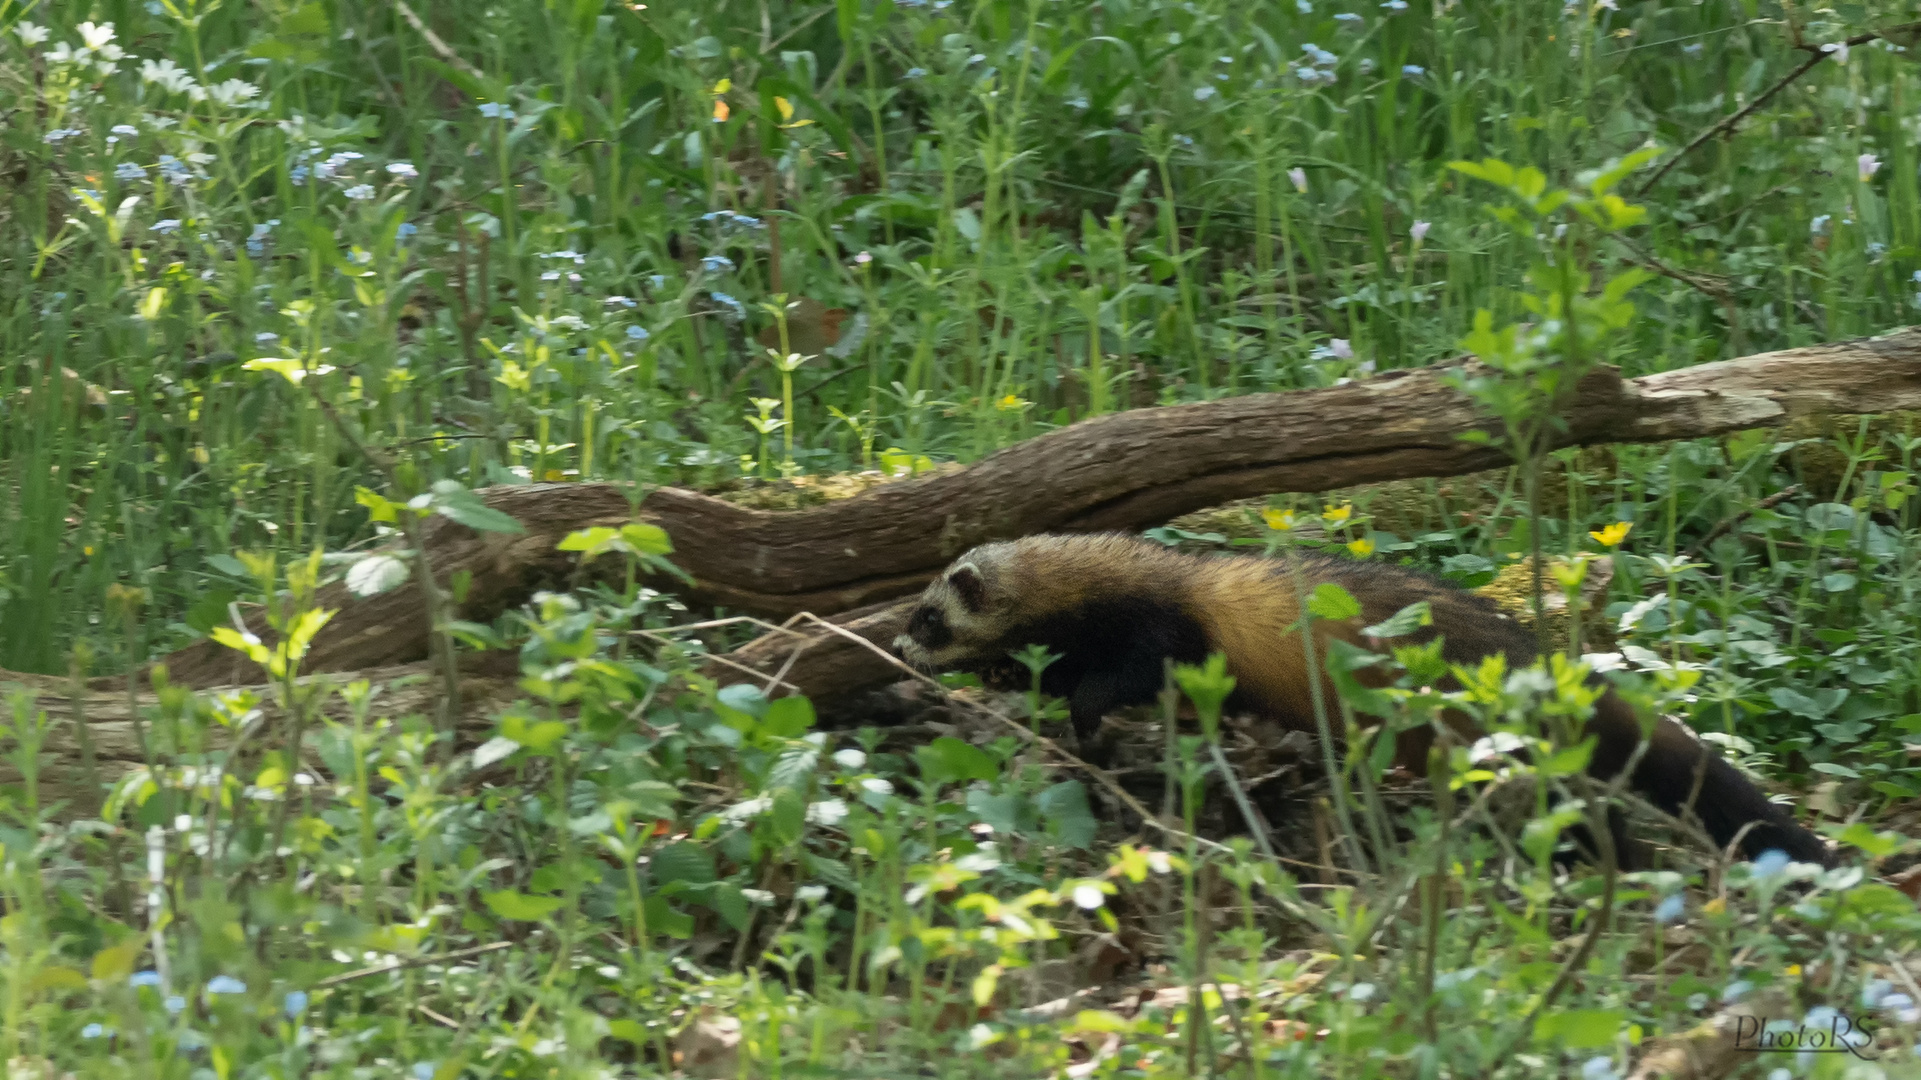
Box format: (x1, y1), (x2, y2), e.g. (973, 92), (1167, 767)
(894, 550), (1013, 673)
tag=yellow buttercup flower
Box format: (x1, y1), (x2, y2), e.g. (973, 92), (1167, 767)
(1322, 504), (1354, 526)
(1346, 537), (1375, 558)
(1589, 521), (1633, 548)
(1263, 508), (1299, 532)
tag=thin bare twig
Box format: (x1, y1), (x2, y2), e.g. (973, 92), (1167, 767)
(312, 941), (513, 990)
(1684, 485), (1803, 561)
(392, 0), (488, 82)
(1638, 29), (1881, 195)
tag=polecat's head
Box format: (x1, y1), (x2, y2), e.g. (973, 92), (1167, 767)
(892, 542), (1020, 674)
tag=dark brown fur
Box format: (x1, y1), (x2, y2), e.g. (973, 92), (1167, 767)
(894, 534), (1833, 868)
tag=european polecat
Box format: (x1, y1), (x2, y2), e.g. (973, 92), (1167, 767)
(893, 533), (1833, 868)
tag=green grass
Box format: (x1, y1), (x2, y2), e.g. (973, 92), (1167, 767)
(3, 0), (1921, 1075)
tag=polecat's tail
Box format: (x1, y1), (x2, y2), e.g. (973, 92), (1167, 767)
(1586, 691), (1834, 867)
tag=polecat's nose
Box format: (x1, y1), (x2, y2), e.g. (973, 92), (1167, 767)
(889, 635), (911, 658)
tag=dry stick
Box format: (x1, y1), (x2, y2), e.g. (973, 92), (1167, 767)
(311, 940), (513, 990)
(1682, 485), (1803, 562)
(1611, 236), (1745, 353)
(1636, 30), (1882, 195)
(392, 0), (488, 82)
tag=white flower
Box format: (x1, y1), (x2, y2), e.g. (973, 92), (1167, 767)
(1410, 219), (1431, 243)
(77, 21), (115, 50)
(1287, 166), (1308, 193)
(1329, 337), (1354, 359)
(208, 79), (260, 106)
(386, 161), (418, 179)
(14, 22), (48, 46)
(1822, 41), (1850, 63)
(1859, 153), (1881, 182)
(343, 184), (375, 200)
(141, 58), (198, 95)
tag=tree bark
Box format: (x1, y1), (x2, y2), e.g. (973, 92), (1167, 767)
(156, 327), (1921, 689)
(0, 653), (522, 812)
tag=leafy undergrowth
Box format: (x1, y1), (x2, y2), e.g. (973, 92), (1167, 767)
(0, 493), (1917, 1079)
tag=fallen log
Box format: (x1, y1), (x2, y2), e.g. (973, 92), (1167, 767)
(157, 327), (1921, 689)
(0, 654), (523, 812)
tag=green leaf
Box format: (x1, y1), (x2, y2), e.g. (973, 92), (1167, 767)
(643, 894), (694, 938)
(1307, 583), (1362, 621)
(763, 695), (816, 737)
(210, 626), (270, 664)
(1827, 821), (1916, 858)
(768, 787), (807, 848)
(1535, 1009), (1624, 1049)
(428, 480), (526, 534)
(1363, 601), (1432, 640)
(556, 526), (618, 554)
(482, 890), (564, 922)
(281, 2), (331, 35)
(917, 737), (999, 786)
(1539, 740), (1594, 778)
(968, 790), (1035, 835)
(500, 712), (569, 753)
(1038, 781), (1098, 848)
(649, 842), (716, 886)
(608, 1019), (649, 1045)
(620, 523), (673, 555)
(184, 589), (236, 634)
(355, 486), (401, 524)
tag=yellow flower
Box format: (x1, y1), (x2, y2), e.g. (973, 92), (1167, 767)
(1346, 537), (1375, 558)
(1322, 503), (1354, 526)
(1262, 508), (1299, 532)
(996, 394), (1027, 412)
(1702, 896), (1726, 915)
(1589, 521), (1633, 548)
(774, 96), (815, 129)
(712, 78), (732, 94)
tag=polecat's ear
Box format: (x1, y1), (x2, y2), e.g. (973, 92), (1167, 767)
(948, 562), (987, 612)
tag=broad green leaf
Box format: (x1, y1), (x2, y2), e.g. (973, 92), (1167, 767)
(1363, 601), (1432, 640)
(1038, 781), (1098, 848)
(1535, 1009), (1625, 1049)
(428, 480), (526, 534)
(482, 890), (564, 921)
(917, 737), (998, 785)
(1307, 583), (1362, 621)
(210, 626), (270, 664)
(354, 486), (400, 524)
(763, 695), (816, 737)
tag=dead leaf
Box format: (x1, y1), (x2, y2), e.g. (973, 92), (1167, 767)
(756, 296), (846, 358)
(675, 1011), (740, 1079)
